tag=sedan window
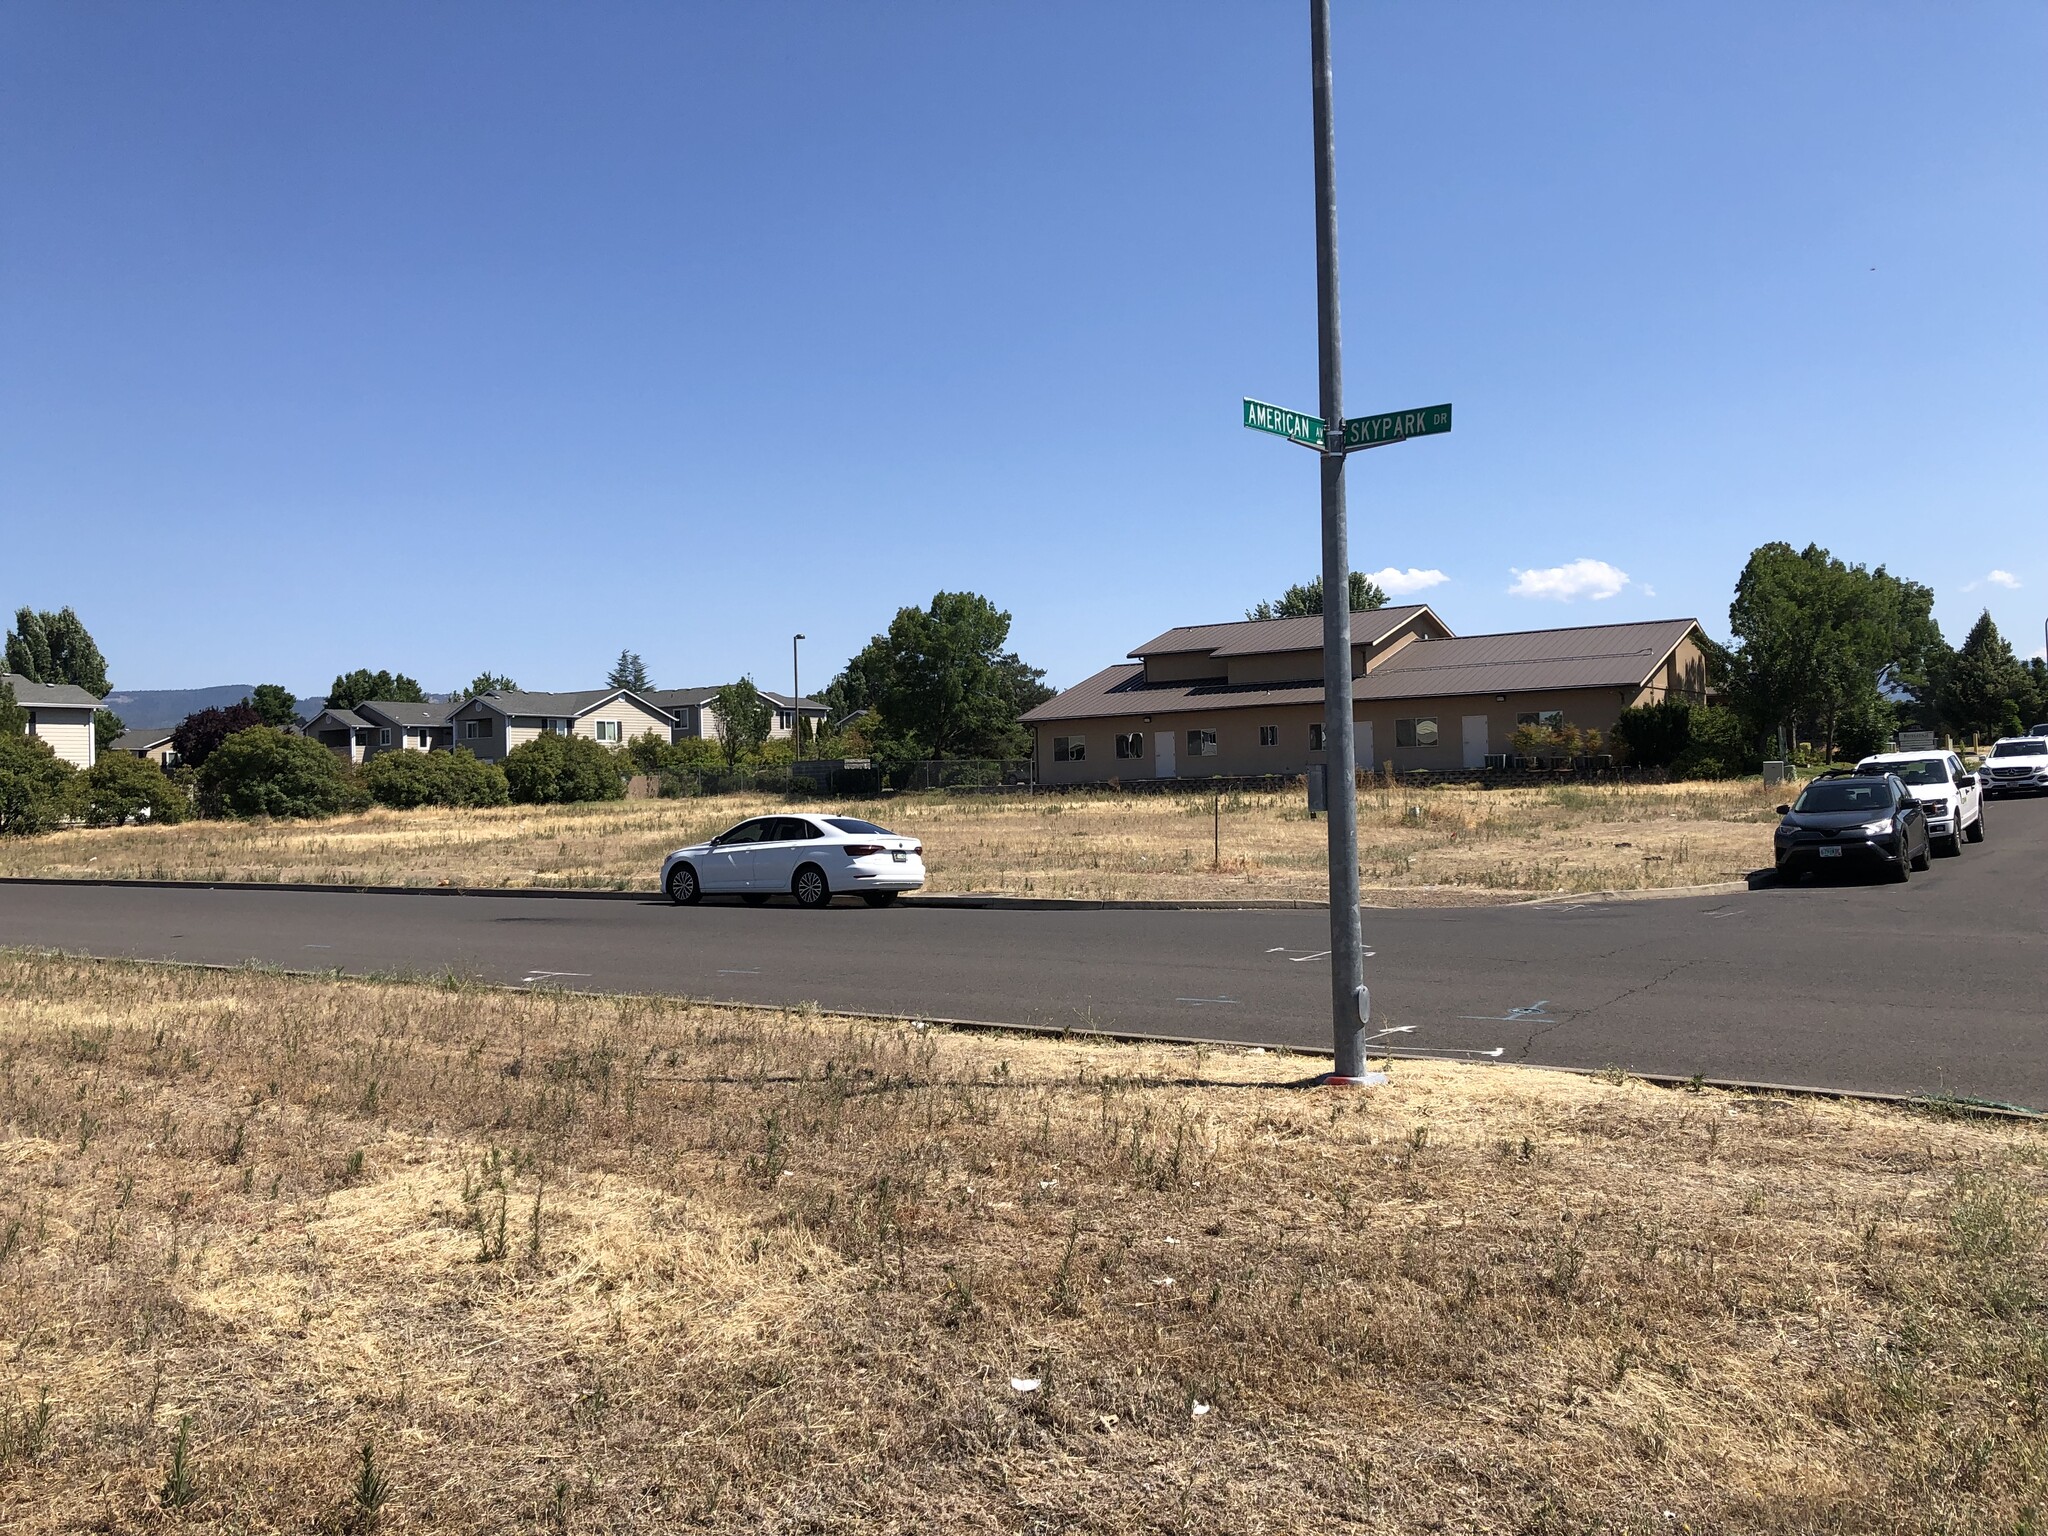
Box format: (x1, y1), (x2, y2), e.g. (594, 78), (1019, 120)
(824, 817), (893, 835)
(714, 820), (771, 845)
(771, 818), (819, 841)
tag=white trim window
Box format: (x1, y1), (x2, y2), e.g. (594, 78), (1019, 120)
(378, 728), (392, 746)
(1187, 729), (1218, 758)
(1114, 731), (1145, 759)
(464, 718), (493, 739)
(594, 720), (622, 743)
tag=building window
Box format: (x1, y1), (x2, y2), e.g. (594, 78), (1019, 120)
(549, 719), (570, 736)
(464, 718), (493, 739)
(1259, 725), (1278, 747)
(1396, 717), (1440, 748)
(775, 709), (795, 730)
(164, 751), (181, 769)
(1309, 723), (1325, 752)
(1115, 732), (1145, 759)
(1516, 710), (1564, 729)
(1187, 729), (1218, 758)
(1053, 736), (1086, 762)
(378, 728), (392, 746)
(594, 720), (622, 743)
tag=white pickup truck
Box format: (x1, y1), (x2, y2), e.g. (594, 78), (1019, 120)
(1853, 750), (1985, 856)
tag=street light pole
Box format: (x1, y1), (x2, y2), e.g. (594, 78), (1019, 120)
(792, 633), (806, 754)
(1310, 0), (1372, 1083)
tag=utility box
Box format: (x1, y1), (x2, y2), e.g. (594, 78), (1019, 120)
(1762, 760), (1787, 786)
(1306, 764), (1328, 814)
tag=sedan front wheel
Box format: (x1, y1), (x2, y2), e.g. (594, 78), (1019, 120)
(667, 863), (701, 906)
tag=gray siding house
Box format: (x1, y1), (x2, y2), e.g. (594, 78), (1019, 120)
(4, 672), (100, 769)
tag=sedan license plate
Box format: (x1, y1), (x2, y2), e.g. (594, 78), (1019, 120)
(1818, 846), (1843, 859)
(891, 851), (907, 863)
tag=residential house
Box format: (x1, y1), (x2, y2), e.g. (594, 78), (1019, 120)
(3, 672), (99, 769)
(444, 688), (674, 763)
(303, 707), (378, 765)
(356, 701), (455, 754)
(643, 687), (827, 745)
(110, 727), (180, 769)
(1021, 609), (1711, 785)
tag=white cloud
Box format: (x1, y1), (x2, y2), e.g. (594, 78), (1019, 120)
(1964, 570), (2021, 591)
(1365, 566), (1449, 596)
(1507, 558), (1631, 602)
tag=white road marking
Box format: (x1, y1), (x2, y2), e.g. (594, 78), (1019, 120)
(718, 968), (761, 976)
(1457, 1000), (1557, 1022)
(1176, 997), (1239, 1007)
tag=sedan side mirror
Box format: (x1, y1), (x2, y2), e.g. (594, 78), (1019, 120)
(1775, 804), (1791, 815)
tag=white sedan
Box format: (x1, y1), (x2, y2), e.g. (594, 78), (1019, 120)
(661, 814), (925, 908)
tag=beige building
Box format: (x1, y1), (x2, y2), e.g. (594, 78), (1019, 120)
(1022, 607), (1712, 785)
(110, 727), (180, 769)
(444, 687), (674, 763)
(643, 687), (826, 745)
(4, 672), (100, 770)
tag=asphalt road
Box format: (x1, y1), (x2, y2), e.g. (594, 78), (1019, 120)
(3, 795), (2043, 1106)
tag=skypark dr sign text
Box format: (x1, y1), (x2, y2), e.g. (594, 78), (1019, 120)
(1242, 398), (1452, 453)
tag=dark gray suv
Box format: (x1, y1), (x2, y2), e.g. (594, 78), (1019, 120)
(1773, 773), (1931, 884)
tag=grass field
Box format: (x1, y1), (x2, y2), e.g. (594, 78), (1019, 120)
(0, 778), (1792, 903)
(0, 952), (2042, 1531)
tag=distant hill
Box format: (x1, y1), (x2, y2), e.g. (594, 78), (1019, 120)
(100, 686), (326, 729)
(102, 686), (451, 729)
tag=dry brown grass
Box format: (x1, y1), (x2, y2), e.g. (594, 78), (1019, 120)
(1, 951), (2043, 1532)
(0, 778), (1791, 904)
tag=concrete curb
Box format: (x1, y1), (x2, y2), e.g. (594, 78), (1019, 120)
(30, 946), (2040, 1120)
(0, 874), (1752, 913)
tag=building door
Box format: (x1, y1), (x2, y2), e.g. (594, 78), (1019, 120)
(1461, 714), (1488, 769)
(1357, 718), (1375, 776)
(1154, 728), (1175, 779)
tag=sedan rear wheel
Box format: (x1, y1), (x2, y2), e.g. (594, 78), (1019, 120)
(741, 893), (771, 907)
(666, 863), (701, 906)
(792, 864), (832, 909)
(861, 891), (900, 908)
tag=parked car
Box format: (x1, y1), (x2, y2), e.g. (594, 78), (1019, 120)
(1853, 751), (1985, 855)
(1981, 737), (2048, 798)
(1773, 772), (1930, 883)
(661, 814), (926, 908)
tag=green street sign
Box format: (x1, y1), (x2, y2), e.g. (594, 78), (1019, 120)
(1243, 397), (1452, 453)
(1242, 397), (1324, 448)
(1342, 403), (1451, 449)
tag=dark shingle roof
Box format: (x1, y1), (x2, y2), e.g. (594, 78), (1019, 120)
(1, 672), (101, 710)
(1128, 605), (1438, 659)
(1023, 619), (1703, 723)
(467, 688), (667, 719)
(645, 687), (823, 712)
(110, 728), (176, 752)
(355, 701), (453, 728)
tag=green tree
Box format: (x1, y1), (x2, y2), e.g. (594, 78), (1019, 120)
(94, 707), (126, 756)
(825, 592), (1051, 760)
(501, 733), (627, 804)
(463, 672), (518, 700)
(623, 732), (723, 781)
(1937, 611), (2034, 741)
(74, 753), (187, 827)
(0, 730), (76, 835)
(0, 681), (25, 738)
(1727, 543), (1939, 760)
(1246, 572), (1390, 620)
(6, 606), (111, 696)
(174, 703), (266, 771)
(361, 747), (509, 809)
(711, 679), (773, 770)
(1609, 700), (1694, 769)
(246, 684), (301, 728)
(606, 650), (652, 691)
(196, 728), (367, 820)
(327, 669), (426, 710)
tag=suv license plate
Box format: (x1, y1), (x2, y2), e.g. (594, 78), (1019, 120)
(892, 851), (907, 862)
(1818, 846), (1842, 858)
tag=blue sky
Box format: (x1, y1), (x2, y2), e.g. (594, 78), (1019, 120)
(4, 2), (2042, 695)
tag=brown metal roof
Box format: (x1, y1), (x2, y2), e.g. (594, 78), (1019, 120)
(1024, 618), (1703, 723)
(1359, 619), (1701, 700)
(1128, 604), (1439, 659)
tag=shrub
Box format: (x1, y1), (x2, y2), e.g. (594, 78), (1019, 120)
(1672, 704), (1756, 779)
(502, 733), (626, 805)
(622, 732), (723, 779)
(196, 728), (369, 820)
(362, 747), (510, 809)
(1609, 700), (1693, 769)
(173, 702), (266, 771)
(74, 752), (188, 827)
(0, 732), (77, 836)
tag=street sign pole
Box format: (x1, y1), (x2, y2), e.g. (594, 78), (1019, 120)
(1310, 0), (1374, 1085)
